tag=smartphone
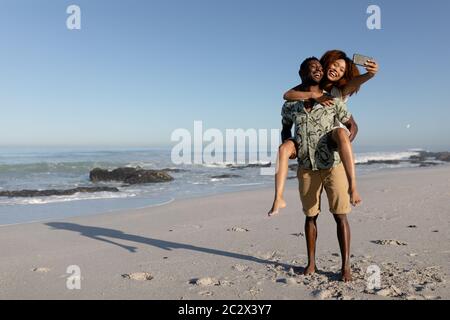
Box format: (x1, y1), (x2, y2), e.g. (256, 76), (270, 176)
(353, 54), (373, 66)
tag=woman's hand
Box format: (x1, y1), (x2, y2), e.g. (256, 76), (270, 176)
(312, 92), (335, 107)
(364, 60), (379, 76)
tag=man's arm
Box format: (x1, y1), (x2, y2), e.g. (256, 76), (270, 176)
(283, 85), (314, 101)
(334, 99), (357, 141)
(281, 123), (293, 142)
(343, 116), (358, 142)
(284, 85), (335, 107)
(280, 101), (296, 142)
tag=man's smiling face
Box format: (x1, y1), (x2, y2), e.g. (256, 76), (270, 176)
(308, 60), (324, 83)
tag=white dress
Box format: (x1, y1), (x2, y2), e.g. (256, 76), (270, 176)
(330, 87), (350, 135)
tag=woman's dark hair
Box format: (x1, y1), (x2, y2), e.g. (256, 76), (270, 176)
(320, 50), (360, 96)
(298, 57), (320, 82)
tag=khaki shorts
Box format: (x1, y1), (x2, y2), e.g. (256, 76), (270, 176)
(298, 163), (351, 217)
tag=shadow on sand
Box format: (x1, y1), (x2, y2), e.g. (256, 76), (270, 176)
(45, 222), (297, 270)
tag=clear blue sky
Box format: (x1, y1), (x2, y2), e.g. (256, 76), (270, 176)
(1, 0), (449, 150)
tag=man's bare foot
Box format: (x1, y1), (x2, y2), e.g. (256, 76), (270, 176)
(303, 264), (316, 276)
(341, 266), (352, 282)
(350, 189), (362, 207)
(268, 198), (286, 216)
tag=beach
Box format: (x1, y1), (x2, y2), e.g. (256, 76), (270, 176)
(0, 165), (448, 300)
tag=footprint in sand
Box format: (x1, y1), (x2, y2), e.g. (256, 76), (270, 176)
(232, 264), (251, 272)
(331, 253), (340, 257)
(31, 267), (51, 273)
(227, 227), (249, 232)
(290, 257), (446, 301)
(423, 295), (442, 300)
(406, 295), (425, 300)
(122, 272), (153, 281)
(258, 251), (279, 260)
(373, 285), (403, 297)
(276, 278), (298, 286)
(190, 277), (220, 286)
(313, 289), (334, 300)
(220, 280), (234, 287)
(175, 224), (203, 230)
(291, 232), (304, 238)
(372, 240), (408, 246)
(244, 288), (262, 297)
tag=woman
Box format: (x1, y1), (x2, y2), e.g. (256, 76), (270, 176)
(268, 50), (379, 216)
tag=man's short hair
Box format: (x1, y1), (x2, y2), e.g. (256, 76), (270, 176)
(299, 57), (320, 82)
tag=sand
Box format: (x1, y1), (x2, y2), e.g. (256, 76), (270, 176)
(0, 165), (449, 300)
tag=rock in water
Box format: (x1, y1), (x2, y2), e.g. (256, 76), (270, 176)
(161, 168), (188, 173)
(89, 167), (173, 184)
(211, 174), (241, 179)
(411, 151), (450, 162)
(0, 186), (119, 198)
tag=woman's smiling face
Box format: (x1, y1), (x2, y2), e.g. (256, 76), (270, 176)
(327, 58), (346, 82)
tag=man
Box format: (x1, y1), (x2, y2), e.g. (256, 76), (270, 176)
(269, 57), (358, 216)
(282, 57), (356, 282)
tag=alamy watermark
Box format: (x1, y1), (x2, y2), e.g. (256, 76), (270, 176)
(366, 264), (382, 290)
(66, 265), (81, 290)
(367, 5), (381, 30)
(64, 5), (380, 31)
(171, 121), (280, 175)
(66, 5), (81, 30)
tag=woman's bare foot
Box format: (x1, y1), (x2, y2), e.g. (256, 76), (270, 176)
(350, 189), (362, 207)
(303, 264), (316, 276)
(341, 266), (352, 282)
(268, 198), (286, 216)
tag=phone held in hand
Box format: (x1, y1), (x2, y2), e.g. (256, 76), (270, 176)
(353, 53), (373, 66)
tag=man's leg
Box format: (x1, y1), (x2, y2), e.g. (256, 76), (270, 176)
(333, 214), (352, 282)
(323, 164), (353, 282)
(268, 140), (297, 216)
(304, 214), (318, 275)
(298, 168), (322, 275)
(331, 128), (362, 206)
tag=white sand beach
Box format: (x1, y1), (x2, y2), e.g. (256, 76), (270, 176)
(0, 166), (449, 300)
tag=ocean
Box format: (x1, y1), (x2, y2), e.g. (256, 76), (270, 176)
(0, 146), (439, 226)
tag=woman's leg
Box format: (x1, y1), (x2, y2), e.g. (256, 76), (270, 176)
(268, 140), (297, 216)
(331, 128), (362, 206)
